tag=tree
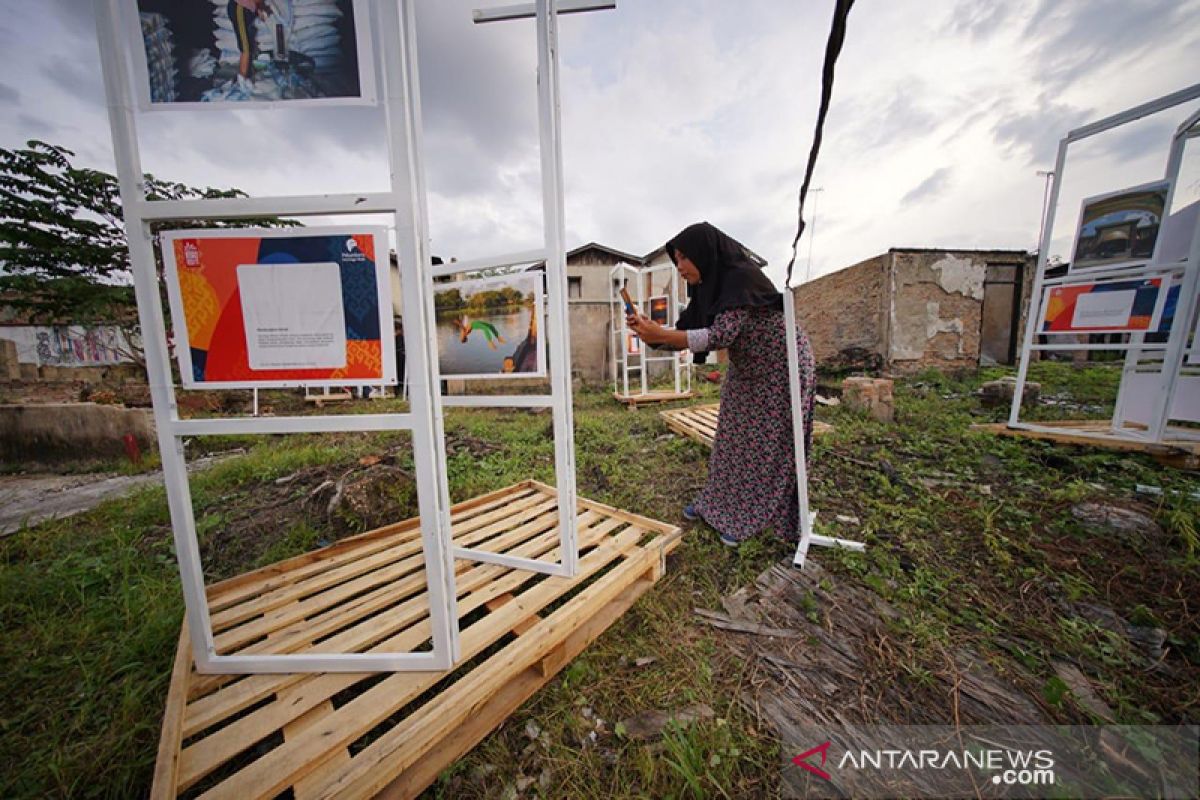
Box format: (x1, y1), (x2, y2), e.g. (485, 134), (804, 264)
(0, 140), (296, 324)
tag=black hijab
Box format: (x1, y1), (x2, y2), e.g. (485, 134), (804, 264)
(669, 223), (782, 358)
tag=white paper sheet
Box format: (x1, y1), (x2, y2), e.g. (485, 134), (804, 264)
(237, 262), (346, 370)
(1071, 289), (1137, 329)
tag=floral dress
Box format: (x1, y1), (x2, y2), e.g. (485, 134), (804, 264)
(691, 305), (816, 542)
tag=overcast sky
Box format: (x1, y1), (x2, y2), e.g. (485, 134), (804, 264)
(2, 0), (1198, 288)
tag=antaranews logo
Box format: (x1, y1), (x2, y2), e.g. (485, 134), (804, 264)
(792, 741), (832, 781)
(791, 739), (1055, 790)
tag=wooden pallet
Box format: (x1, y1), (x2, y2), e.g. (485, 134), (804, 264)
(971, 420), (1200, 470)
(151, 480), (681, 800)
(613, 390), (693, 409)
(660, 402), (833, 448)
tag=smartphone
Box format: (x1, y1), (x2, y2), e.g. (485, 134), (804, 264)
(619, 286), (636, 316)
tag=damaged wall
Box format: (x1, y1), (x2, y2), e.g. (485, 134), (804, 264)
(793, 248), (1033, 373)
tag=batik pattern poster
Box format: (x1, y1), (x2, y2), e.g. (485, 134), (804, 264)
(162, 227), (394, 388)
(1041, 278), (1164, 334)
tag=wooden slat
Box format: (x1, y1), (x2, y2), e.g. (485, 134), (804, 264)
(158, 483), (681, 799)
(210, 496), (560, 645)
(149, 624), (191, 800)
(315, 544), (662, 799)
(971, 421), (1200, 468)
(661, 403), (831, 449)
(183, 510), (613, 741)
(206, 483), (539, 610)
(178, 515), (630, 786)
(374, 571), (657, 800)
(194, 527), (650, 800)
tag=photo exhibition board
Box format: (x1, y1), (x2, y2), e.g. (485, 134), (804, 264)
(1040, 277), (1167, 334)
(1069, 180), (1170, 273)
(128, 0), (377, 109)
(432, 273), (546, 381)
(162, 227), (396, 389)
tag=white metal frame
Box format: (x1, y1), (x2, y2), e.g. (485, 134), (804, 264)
(94, 0), (594, 672)
(447, 0), (594, 579)
(1009, 83), (1200, 446)
(96, 0), (457, 673)
(609, 261), (692, 399)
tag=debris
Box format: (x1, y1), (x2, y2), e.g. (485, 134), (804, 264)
(358, 455), (382, 466)
(979, 376), (1040, 407)
(1070, 502), (1164, 544)
(693, 608), (802, 638)
(615, 703), (715, 741)
(523, 720), (542, 741)
(815, 394), (840, 406)
(835, 514), (860, 525)
(634, 656), (657, 667)
(1052, 662), (1115, 721)
(1136, 484), (1200, 501)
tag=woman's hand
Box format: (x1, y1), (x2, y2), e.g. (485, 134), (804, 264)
(626, 312), (666, 345)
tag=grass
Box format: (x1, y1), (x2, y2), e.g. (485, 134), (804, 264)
(1, 362), (1198, 798)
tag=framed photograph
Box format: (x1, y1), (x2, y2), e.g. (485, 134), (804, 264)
(161, 226), (394, 388)
(434, 273), (545, 380)
(626, 334), (641, 355)
(1040, 277), (1166, 334)
(649, 295), (669, 325)
(1070, 180), (1170, 272)
(127, 0), (376, 109)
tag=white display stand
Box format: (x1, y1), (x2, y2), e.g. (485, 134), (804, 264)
(609, 261), (692, 400)
(93, 0), (600, 674)
(1009, 84), (1200, 444)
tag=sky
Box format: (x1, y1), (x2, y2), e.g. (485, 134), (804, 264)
(1, 0), (1198, 289)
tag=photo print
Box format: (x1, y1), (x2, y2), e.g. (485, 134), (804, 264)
(1071, 181), (1170, 271)
(434, 273), (545, 380)
(132, 0), (374, 107)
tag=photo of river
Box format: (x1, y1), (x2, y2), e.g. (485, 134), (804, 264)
(434, 274), (544, 379)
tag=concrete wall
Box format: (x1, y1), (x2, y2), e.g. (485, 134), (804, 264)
(886, 250), (1030, 373)
(0, 402), (155, 462)
(792, 249), (1032, 373)
(792, 253), (890, 364)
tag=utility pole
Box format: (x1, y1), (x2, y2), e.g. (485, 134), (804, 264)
(1035, 170), (1054, 251)
(805, 187), (824, 283)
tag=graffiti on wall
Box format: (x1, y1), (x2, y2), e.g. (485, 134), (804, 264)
(5, 326), (134, 367)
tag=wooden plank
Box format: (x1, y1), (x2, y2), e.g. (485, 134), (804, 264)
(183, 511), (614, 744)
(206, 484), (538, 610)
(160, 483), (681, 799)
(193, 528), (650, 800)
(179, 517), (638, 788)
(210, 497), (560, 645)
(309, 545), (662, 799)
(149, 624), (192, 800)
(374, 573), (659, 800)
(661, 403), (831, 450)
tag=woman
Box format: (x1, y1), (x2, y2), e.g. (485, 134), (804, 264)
(627, 222), (816, 547)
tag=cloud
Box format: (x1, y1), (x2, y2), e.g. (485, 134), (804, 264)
(0, 83), (17, 106)
(900, 166), (953, 205)
(1022, 0), (1200, 92)
(991, 94), (1093, 166)
(944, 0), (1013, 40)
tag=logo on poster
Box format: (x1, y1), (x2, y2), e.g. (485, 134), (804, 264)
(182, 240), (202, 269)
(343, 236), (366, 263)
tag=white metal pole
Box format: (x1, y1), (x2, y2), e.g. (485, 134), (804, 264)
(94, 0), (220, 668)
(1150, 229), (1200, 440)
(536, 0), (579, 576)
(782, 290), (813, 565)
(1009, 137), (1069, 427)
(382, 0), (460, 665)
